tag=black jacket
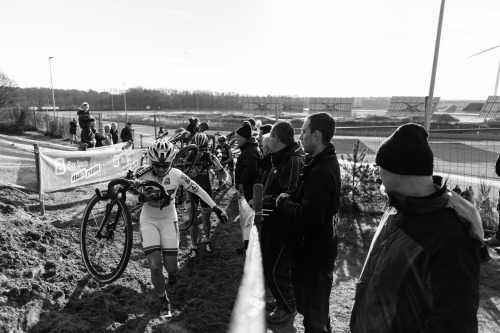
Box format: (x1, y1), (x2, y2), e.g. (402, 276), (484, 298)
(120, 127), (133, 142)
(235, 137), (262, 201)
(110, 129), (119, 144)
(262, 141), (305, 242)
(350, 186), (481, 333)
(279, 143), (341, 262)
(263, 141), (305, 200)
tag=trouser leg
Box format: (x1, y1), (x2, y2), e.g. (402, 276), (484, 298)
(292, 260), (335, 333)
(263, 242), (295, 314)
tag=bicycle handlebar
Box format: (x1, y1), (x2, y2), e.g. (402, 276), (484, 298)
(95, 178), (170, 209)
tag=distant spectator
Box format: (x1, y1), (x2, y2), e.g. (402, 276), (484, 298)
(468, 186), (475, 203)
(95, 128), (106, 148)
(120, 122), (133, 143)
(259, 133), (272, 185)
(77, 102), (92, 128)
(461, 186), (473, 202)
(78, 102), (94, 145)
(187, 117), (200, 135)
(103, 125), (113, 146)
(258, 124), (273, 147)
(246, 118), (256, 131)
(158, 126), (168, 139)
(453, 185), (462, 194)
(69, 118), (77, 144)
(110, 122), (119, 144)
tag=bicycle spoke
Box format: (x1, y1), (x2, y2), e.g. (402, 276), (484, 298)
(81, 192), (132, 283)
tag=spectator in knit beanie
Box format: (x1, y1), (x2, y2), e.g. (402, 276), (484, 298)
(351, 123), (484, 333)
(234, 122), (261, 202)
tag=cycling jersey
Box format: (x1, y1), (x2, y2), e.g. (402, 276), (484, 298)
(217, 143), (234, 166)
(189, 151), (224, 189)
(130, 165), (216, 221)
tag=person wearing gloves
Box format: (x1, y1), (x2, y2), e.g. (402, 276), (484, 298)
(127, 139), (228, 318)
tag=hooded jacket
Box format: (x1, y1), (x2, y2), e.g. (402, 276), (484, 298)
(350, 185), (483, 333)
(235, 137), (262, 201)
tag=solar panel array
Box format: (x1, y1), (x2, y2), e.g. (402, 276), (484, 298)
(387, 96), (440, 117)
(242, 97), (282, 115)
(280, 98), (304, 112)
(309, 98), (354, 117)
(479, 96), (500, 119)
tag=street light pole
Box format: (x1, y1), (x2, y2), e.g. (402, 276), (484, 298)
(48, 57), (56, 118)
(425, 0), (445, 131)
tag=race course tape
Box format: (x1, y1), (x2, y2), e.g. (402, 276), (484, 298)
(228, 225), (265, 333)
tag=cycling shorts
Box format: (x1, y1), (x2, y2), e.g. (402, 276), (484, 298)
(140, 213), (179, 257)
(192, 187), (213, 208)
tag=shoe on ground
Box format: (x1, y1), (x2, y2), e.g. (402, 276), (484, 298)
(206, 241), (213, 253)
(159, 302), (172, 318)
(189, 248), (199, 258)
(265, 300), (277, 313)
(266, 306), (297, 324)
(484, 236), (500, 247)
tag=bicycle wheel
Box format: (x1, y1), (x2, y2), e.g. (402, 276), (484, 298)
(206, 134), (216, 154)
(81, 191), (133, 284)
(173, 144), (199, 175)
(177, 191), (197, 231)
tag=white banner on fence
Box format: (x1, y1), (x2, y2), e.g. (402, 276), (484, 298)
(39, 144), (142, 192)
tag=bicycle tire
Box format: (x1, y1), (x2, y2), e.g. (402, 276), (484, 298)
(206, 134), (217, 155)
(80, 191), (133, 284)
(173, 144), (199, 175)
(177, 191), (197, 231)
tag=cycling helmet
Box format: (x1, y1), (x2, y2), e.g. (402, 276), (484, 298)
(218, 136), (227, 143)
(147, 139), (176, 165)
(191, 133), (209, 149)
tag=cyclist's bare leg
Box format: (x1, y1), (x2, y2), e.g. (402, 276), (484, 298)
(201, 206), (212, 242)
(146, 251), (166, 296)
(162, 254), (177, 280)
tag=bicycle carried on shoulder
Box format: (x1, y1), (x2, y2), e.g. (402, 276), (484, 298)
(80, 144), (200, 284)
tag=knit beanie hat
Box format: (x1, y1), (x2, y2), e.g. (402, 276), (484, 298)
(375, 123), (434, 176)
(236, 122), (252, 139)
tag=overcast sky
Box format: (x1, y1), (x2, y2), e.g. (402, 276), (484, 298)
(1, 0), (500, 100)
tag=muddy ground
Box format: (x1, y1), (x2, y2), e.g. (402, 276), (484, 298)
(0, 132), (499, 333)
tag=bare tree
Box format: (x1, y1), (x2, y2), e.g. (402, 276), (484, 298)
(0, 70), (18, 106)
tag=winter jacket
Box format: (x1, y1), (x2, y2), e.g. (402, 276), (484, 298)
(77, 109), (92, 128)
(262, 141), (305, 242)
(263, 141), (305, 200)
(235, 137), (262, 201)
(120, 127), (133, 143)
(69, 120), (77, 134)
(279, 143), (340, 263)
(350, 185), (482, 333)
(110, 129), (119, 144)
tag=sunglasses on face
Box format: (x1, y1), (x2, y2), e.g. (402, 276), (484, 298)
(153, 163), (170, 170)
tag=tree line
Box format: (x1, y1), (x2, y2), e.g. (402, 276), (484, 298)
(1, 70), (391, 111)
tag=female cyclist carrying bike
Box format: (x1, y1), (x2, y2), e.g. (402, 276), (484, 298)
(127, 138), (228, 317)
(187, 133), (228, 258)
